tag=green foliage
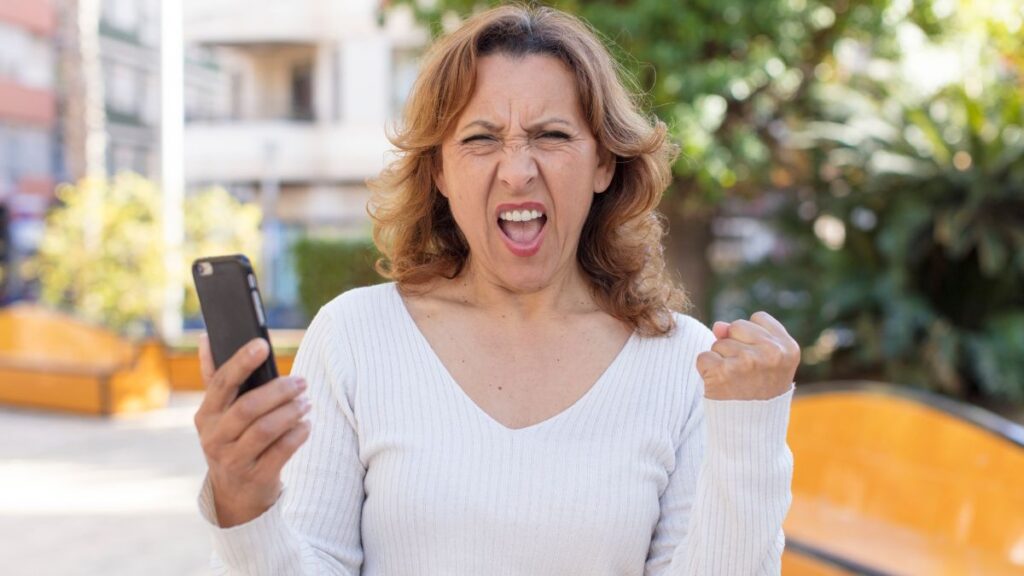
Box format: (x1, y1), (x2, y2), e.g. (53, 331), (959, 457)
(291, 238), (383, 320)
(722, 30), (1024, 401)
(183, 186), (263, 317)
(33, 173), (262, 337)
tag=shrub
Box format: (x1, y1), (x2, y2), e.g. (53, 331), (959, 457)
(292, 237), (382, 320)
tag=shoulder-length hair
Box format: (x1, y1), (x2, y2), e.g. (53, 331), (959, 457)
(369, 3), (688, 336)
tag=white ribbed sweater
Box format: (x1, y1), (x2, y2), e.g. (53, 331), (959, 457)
(199, 282), (794, 575)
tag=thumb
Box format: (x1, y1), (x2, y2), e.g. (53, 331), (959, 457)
(712, 321), (730, 340)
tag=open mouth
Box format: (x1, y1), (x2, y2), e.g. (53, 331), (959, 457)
(497, 208), (547, 256)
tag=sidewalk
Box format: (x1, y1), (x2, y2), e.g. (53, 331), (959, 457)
(0, 393), (212, 576)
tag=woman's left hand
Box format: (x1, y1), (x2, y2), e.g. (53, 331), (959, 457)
(695, 311), (801, 401)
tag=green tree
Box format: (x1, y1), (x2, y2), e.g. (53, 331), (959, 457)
(33, 173), (262, 337)
(721, 1), (1024, 401)
(390, 0), (941, 319)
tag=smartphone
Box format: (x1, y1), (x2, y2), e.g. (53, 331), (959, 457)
(192, 254), (278, 397)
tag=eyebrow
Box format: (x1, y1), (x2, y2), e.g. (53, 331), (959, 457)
(457, 117), (575, 133)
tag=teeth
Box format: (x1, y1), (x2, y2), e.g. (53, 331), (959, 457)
(499, 209), (545, 222)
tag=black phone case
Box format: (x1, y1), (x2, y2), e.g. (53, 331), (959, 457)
(192, 254), (278, 397)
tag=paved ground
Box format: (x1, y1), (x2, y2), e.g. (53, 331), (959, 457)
(0, 393), (212, 576)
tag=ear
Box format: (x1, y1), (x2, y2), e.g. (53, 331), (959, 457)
(594, 147), (616, 194)
(434, 160), (449, 198)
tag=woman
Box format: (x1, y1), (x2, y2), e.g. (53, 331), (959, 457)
(194, 5), (799, 575)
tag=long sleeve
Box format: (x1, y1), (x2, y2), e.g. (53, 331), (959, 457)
(197, 306), (366, 575)
(645, 320), (794, 576)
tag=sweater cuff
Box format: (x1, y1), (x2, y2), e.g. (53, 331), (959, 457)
(703, 384), (794, 464)
(198, 474), (300, 573)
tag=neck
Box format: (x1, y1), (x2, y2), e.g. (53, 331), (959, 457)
(451, 258), (598, 322)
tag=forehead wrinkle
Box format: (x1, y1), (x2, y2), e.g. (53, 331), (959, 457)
(458, 97), (579, 135)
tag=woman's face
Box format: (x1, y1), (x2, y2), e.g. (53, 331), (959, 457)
(436, 53), (615, 294)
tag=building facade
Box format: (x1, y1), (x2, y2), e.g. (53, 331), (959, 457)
(0, 0), (172, 300)
(182, 0), (424, 314)
(0, 0), (58, 300)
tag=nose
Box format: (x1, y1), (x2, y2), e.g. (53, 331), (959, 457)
(497, 143), (537, 193)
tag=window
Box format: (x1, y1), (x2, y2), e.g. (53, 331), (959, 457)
(0, 22), (53, 89)
(230, 72), (244, 120)
(391, 49), (420, 118)
(290, 62), (314, 122)
(104, 61), (141, 119)
(103, 0), (139, 32)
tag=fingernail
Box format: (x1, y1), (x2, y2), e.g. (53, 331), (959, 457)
(294, 378), (308, 391)
(299, 396), (312, 412)
(248, 339), (268, 357)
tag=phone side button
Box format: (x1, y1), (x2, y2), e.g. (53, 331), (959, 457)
(252, 291), (266, 326)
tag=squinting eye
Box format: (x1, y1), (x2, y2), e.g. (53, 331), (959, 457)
(461, 134), (497, 144)
(538, 131), (570, 140)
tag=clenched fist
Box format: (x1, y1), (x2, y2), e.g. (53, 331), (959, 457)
(696, 311), (800, 401)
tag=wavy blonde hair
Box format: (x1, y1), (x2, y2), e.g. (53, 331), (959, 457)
(369, 4), (688, 336)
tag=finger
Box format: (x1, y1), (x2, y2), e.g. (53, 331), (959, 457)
(214, 376), (307, 444)
(204, 338), (270, 414)
(712, 321), (730, 340)
(233, 394), (311, 463)
(724, 319), (775, 346)
(710, 337), (750, 359)
(695, 350), (724, 381)
(198, 333), (215, 382)
(252, 419), (312, 481)
(750, 311), (791, 342)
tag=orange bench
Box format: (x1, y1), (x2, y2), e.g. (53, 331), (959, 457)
(781, 382), (1024, 575)
(0, 304), (170, 415)
(166, 330), (300, 391)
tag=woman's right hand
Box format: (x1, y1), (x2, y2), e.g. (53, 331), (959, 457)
(193, 335), (313, 528)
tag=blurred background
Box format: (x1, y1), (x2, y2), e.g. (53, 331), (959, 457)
(0, 0), (1021, 574)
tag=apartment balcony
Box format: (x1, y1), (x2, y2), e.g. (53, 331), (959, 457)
(183, 0), (382, 46)
(184, 121), (391, 183)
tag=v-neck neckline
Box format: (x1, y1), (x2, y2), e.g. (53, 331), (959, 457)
(390, 283), (636, 434)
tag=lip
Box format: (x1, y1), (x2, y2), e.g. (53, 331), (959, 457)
(495, 201), (548, 258)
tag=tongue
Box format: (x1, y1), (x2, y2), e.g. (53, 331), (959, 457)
(499, 218), (544, 244)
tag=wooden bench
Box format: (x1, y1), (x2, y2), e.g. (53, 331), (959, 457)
(781, 382), (1024, 575)
(166, 330), (301, 391)
(0, 304), (170, 415)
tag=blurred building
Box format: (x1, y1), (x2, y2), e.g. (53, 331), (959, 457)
(59, 0), (163, 182)
(0, 0), (169, 300)
(182, 0), (424, 315)
(0, 0), (58, 300)
(97, 0), (162, 176)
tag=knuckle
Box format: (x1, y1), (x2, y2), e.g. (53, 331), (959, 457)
(254, 418), (280, 441)
(199, 435), (214, 456)
(234, 396), (260, 421)
(789, 339), (802, 358)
